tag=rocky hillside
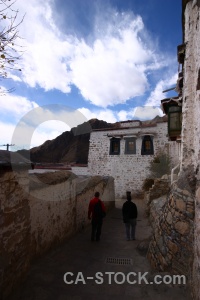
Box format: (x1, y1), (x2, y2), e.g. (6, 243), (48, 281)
(18, 119), (117, 164)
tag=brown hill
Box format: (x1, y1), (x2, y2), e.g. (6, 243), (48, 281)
(17, 119), (117, 164)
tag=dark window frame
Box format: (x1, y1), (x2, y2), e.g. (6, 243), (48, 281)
(109, 137), (120, 155)
(124, 137), (136, 154)
(168, 106), (182, 132)
(141, 135), (154, 155)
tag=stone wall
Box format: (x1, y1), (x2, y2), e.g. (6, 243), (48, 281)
(179, 1), (200, 298)
(88, 121), (175, 198)
(147, 2), (200, 298)
(0, 170), (114, 299)
(0, 170), (31, 300)
(29, 172), (114, 257)
(147, 181), (194, 276)
(146, 178), (170, 203)
(29, 171), (78, 257)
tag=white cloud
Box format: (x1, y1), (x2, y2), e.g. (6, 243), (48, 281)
(145, 73), (178, 106)
(0, 122), (16, 150)
(130, 106), (163, 120)
(117, 110), (128, 121)
(9, 1), (171, 108)
(78, 107), (117, 123)
(0, 117), (70, 151)
(0, 89), (38, 118)
(11, 104), (88, 149)
(0, 90), (88, 149)
(0, 102), (165, 151)
(13, 0), (74, 93)
(3, 119), (71, 150)
(78, 106), (163, 124)
(31, 120), (70, 148)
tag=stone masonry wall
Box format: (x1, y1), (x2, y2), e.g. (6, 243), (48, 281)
(145, 178), (170, 215)
(0, 170), (114, 299)
(88, 122), (174, 198)
(147, 2), (200, 298)
(147, 178), (170, 203)
(147, 181), (194, 276)
(179, 1), (200, 298)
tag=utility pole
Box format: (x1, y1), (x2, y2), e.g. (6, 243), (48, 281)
(0, 144), (15, 151)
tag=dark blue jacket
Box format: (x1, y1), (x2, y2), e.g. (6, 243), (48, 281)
(122, 200), (138, 222)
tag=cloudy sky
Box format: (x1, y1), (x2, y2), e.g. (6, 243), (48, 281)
(0, 0), (182, 150)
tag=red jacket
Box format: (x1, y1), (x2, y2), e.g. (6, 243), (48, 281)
(88, 197), (106, 220)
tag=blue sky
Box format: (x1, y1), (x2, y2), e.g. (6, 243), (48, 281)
(0, 0), (182, 150)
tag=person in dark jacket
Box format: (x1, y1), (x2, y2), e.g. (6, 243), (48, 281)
(122, 192), (138, 241)
(88, 191), (106, 241)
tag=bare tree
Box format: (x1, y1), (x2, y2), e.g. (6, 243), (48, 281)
(0, 0), (24, 93)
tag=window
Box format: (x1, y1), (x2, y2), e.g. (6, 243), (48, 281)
(168, 106), (182, 131)
(109, 138), (120, 155)
(141, 135), (154, 155)
(168, 106), (182, 141)
(125, 137), (136, 154)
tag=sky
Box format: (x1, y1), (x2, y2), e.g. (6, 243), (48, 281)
(0, 0), (182, 151)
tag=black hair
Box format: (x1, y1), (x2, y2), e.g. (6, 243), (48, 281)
(95, 191), (100, 197)
(126, 191), (132, 201)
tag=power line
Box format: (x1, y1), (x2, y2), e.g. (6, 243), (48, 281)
(0, 144), (15, 151)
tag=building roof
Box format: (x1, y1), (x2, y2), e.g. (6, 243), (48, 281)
(161, 97), (182, 114)
(92, 115), (167, 132)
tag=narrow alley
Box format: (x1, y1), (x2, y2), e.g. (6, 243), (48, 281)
(8, 199), (191, 300)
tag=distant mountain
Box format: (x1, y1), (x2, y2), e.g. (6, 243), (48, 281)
(17, 119), (117, 164)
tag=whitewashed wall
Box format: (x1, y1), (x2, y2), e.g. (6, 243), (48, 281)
(29, 173), (114, 256)
(71, 166), (90, 176)
(88, 121), (176, 197)
(182, 1), (200, 299)
(0, 170), (114, 299)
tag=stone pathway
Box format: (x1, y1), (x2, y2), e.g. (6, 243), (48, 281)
(8, 199), (191, 300)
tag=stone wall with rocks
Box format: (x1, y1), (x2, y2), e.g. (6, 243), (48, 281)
(179, 1), (200, 298)
(145, 178), (170, 205)
(147, 180), (194, 277)
(147, 2), (200, 298)
(0, 170), (114, 299)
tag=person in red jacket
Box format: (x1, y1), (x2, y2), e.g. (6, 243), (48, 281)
(88, 191), (106, 241)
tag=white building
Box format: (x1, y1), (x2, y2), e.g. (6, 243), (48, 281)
(88, 117), (179, 198)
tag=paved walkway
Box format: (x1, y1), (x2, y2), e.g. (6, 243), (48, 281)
(8, 200), (191, 300)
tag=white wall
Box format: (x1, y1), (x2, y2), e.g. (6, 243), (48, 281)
(88, 121), (176, 197)
(71, 166), (90, 176)
(183, 1), (200, 298)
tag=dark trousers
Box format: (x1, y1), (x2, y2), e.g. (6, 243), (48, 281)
(91, 219), (103, 241)
(125, 219), (137, 240)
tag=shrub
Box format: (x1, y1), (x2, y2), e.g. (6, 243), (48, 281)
(142, 178), (154, 191)
(148, 149), (171, 179)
